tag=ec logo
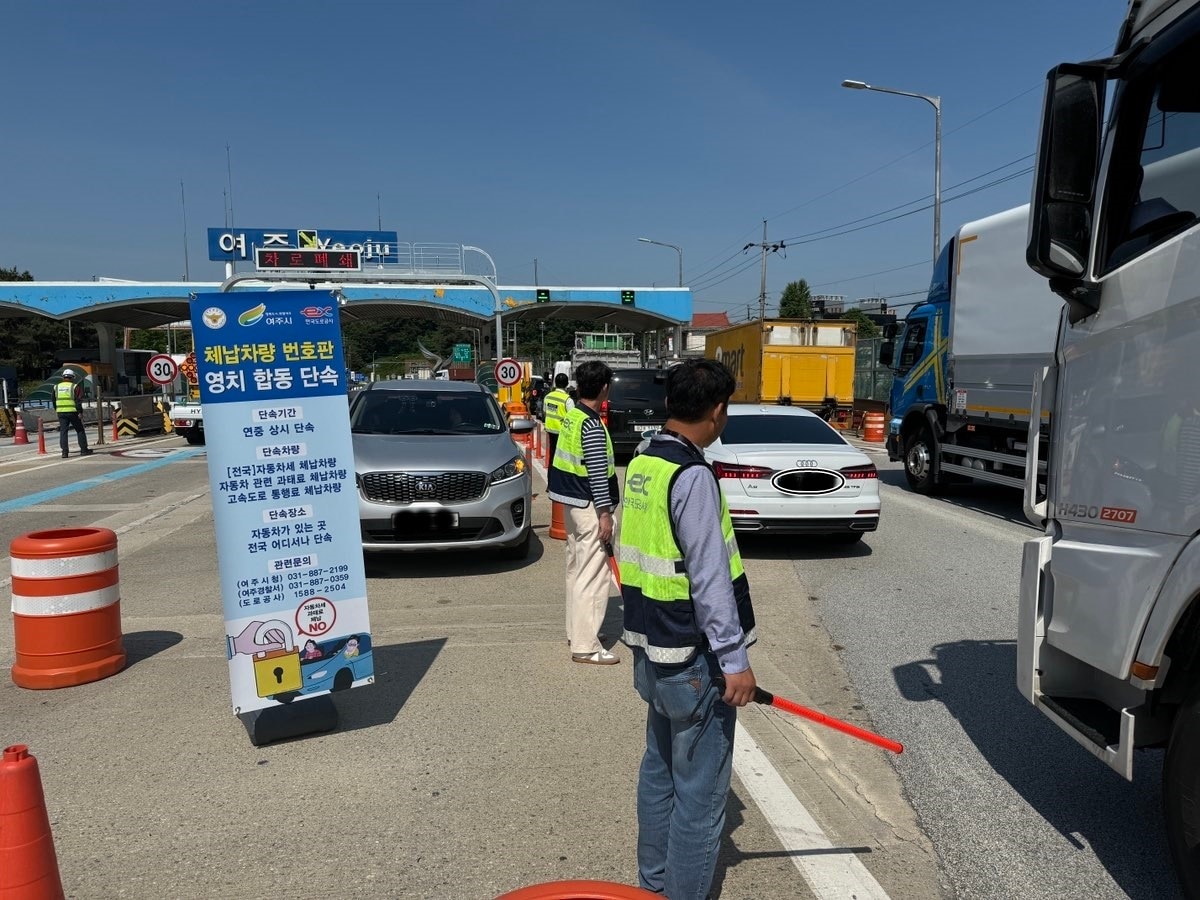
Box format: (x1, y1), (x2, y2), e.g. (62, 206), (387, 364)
(628, 474), (653, 496)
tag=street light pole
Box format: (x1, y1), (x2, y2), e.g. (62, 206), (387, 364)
(637, 237), (683, 287)
(638, 236), (685, 358)
(841, 79), (942, 262)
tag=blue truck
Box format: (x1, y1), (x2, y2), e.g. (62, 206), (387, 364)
(881, 205), (1060, 494)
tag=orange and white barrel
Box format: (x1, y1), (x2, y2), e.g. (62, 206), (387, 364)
(10, 528), (125, 689)
(863, 411), (886, 443)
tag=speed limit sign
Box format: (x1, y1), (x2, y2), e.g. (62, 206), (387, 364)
(146, 353), (179, 386)
(494, 358), (522, 387)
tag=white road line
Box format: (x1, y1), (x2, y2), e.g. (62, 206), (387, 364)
(733, 721), (892, 900)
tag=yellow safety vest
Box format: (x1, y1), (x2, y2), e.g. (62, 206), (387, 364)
(543, 389), (571, 434)
(55, 381), (78, 414)
(619, 439), (755, 663)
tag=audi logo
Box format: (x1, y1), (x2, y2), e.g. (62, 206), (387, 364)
(795, 459), (819, 468)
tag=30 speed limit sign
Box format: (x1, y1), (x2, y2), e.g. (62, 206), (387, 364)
(494, 358), (522, 387)
(146, 353), (179, 386)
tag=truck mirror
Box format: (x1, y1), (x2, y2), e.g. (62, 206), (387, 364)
(1027, 63), (1106, 284)
(878, 341), (895, 367)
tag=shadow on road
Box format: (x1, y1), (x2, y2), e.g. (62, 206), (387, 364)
(364, 533), (547, 578)
(894, 639), (1181, 900)
(334, 637), (446, 731)
(122, 629), (183, 667)
(736, 533), (874, 561)
(879, 468), (1036, 529)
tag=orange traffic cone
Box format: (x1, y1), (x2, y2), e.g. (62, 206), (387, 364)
(0, 745), (65, 900)
(111, 411), (119, 442)
(36, 419), (46, 456)
(549, 500), (567, 541)
(13, 414), (29, 445)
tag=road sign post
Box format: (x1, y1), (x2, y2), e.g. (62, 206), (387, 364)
(146, 354), (178, 386)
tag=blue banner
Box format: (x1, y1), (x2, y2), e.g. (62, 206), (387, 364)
(190, 290), (372, 715)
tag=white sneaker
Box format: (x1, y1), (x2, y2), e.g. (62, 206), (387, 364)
(571, 649), (620, 666)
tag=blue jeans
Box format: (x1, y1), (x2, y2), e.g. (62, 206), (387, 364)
(632, 647), (736, 899)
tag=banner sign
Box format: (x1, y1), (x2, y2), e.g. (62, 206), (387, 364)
(207, 227), (398, 263)
(189, 290), (372, 715)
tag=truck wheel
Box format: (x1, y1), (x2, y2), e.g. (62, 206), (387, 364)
(185, 432), (204, 446)
(1165, 685), (1200, 894)
(903, 424), (940, 494)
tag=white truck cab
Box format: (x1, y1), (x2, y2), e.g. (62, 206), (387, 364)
(1021, 0), (1200, 889)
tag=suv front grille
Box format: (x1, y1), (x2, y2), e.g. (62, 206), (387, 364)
(360, 471), (488, 504)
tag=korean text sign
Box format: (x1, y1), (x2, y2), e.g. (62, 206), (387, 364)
(190, 291), (372, 715)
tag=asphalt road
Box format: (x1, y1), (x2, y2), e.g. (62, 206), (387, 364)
(0, 432), (1182, 898)
(806, 451), (1182, 900)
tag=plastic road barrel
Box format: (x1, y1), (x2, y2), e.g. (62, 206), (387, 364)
(863, 411), (886, 443)
(496, 881), (661, 900)
(10, 527), (126, 689)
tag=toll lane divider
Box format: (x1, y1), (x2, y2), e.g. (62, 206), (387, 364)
(0, 448), (205, 516)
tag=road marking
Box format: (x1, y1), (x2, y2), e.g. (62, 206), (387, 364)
(0, 448), (205, 515)
(733, 721), (892, 900)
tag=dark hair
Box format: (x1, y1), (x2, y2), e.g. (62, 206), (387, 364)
(665, 359), (736, 422)
(573, 361), (612, 400)
(554, 373), (569, 389)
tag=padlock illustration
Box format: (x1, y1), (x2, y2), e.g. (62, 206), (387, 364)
(252, 644), (302, 698)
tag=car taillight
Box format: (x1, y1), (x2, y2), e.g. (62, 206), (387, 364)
(713, 461), (773, 479)
(840, 464), (878, 479)
(600, 399), (609, 425)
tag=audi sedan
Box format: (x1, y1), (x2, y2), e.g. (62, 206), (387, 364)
(349, 380), (534, 558)
(638, 406), (880, 542)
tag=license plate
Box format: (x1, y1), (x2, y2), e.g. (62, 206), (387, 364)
(633, 423), (661, 434)
(393, 510), (459, 533)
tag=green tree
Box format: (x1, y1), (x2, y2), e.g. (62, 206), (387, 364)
(778, 279), (814, 319)
(0, 266), (99, 383)
(841, 308), (880, 339)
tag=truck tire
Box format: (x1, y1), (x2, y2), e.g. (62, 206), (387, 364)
(1165, 685), (1200, 895)
(185, 431), (204, 446)
(903, 423), (940, 494)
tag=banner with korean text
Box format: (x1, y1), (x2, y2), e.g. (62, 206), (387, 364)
(190, 291), (371, 715)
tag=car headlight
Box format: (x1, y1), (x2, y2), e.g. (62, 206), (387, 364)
(489, 454), (527, 485)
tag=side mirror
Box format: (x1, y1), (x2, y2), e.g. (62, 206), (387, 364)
(1027, 63), (1106, 283)
(878, 341), (895, 368)
(510, 417), (535, 434)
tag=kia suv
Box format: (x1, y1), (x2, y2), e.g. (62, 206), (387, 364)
(350, 380), (533, 558)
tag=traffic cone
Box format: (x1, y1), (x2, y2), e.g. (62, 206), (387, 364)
(36, 419), (46, 456)
(549, 500), (567, 541)
(13, 414), (28, 445)
(0, 745), (65, 900)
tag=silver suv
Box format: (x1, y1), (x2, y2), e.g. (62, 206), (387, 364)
(350, 380), (533, 558)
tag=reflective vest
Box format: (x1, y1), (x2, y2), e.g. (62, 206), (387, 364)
(55, 381), (78, 414)
(619, 438), (755, 664)
(549, 405), (616, 504)
(543, 389), (571, 434)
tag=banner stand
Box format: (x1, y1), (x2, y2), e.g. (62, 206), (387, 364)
(241, 695), (338, 747)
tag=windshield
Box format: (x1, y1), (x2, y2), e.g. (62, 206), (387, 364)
(349, 389), (505, 436)
(719, 414), (846, 446)
(609, 369), (667, 408)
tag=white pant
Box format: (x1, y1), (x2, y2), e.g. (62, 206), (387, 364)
(565, 503), (613, 654)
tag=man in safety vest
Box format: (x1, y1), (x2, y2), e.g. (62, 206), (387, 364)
(542, 373), (572, 464)
(548, 361), (620, 665)
(55, 368), (93, 459)
(618, 358), (756, 899)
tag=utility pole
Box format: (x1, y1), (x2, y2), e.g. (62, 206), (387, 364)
(534, 258), (539, 286)
(743, 220), (786, 321)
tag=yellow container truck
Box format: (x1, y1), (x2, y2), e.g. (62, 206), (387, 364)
(705, 319), (856, 416)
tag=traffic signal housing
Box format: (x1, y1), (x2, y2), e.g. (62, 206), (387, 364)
(620, 289), (635, 306)
(536, 289), (550, 303)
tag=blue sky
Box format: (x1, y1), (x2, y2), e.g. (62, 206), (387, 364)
(4, 1), (1127, 320)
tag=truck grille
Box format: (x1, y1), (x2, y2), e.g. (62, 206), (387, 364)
(360, 472), (488, 504)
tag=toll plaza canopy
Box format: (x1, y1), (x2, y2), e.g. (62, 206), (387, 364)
(0, 279), (692, 333)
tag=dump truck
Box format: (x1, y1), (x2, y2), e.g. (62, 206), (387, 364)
(704, 319), (855, 416)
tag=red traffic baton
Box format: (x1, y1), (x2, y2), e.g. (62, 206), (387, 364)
(604, 542), (621, 591)
(717, 675), (903, 755)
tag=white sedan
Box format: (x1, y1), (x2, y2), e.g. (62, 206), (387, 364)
(638, 405), (880, 542)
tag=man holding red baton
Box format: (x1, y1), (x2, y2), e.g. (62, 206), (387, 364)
(618, 358), (756, 899)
